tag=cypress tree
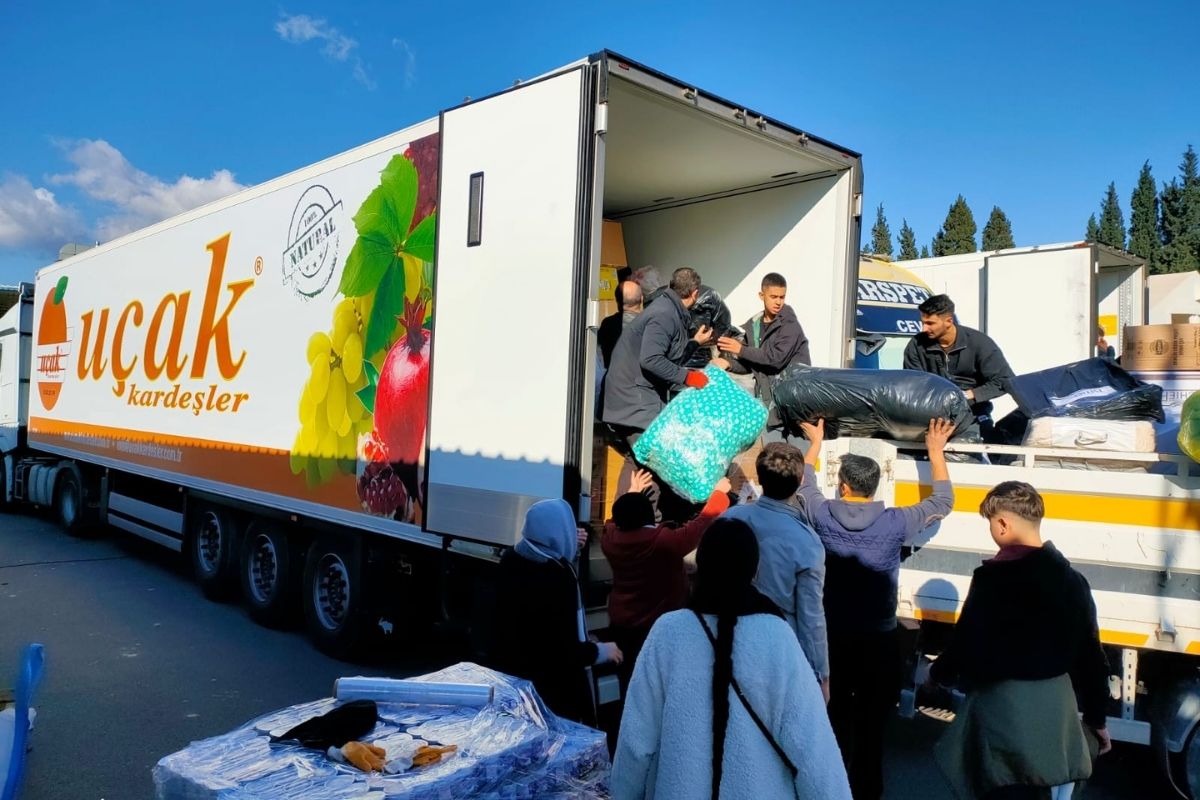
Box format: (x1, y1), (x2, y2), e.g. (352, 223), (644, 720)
(1128, 161), (1160, 270)
(870, 204), (893, 256)
(898, 219), (918, 260)
(936, 196), (977, 255)
(1097, 183), (1126, 250)
(920, 245), (930, 259)
(981, 206), (1015, 251)
(1085, 214), (1099, 243)
(932, 229), (946, 257)
(1159, 146), (1200, 272)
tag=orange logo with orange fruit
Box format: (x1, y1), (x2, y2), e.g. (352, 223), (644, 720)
(35, 276), (72, 411)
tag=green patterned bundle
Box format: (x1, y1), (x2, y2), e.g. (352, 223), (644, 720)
(634, 365), (767, 502)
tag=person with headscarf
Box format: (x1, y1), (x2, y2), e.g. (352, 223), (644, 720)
(611, 519), (851, 800)
(488, 499), (623, 726)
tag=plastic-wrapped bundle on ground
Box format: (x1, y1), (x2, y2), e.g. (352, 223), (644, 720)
(633, 365), (766, 502)
(1179, 393), (1200, 462)
(1006, 358), (1164, 422)
(772, 365), (974, 440)
(153, 663), (609, 800)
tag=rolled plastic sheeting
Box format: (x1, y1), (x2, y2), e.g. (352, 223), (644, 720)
(334, 677), (494, 707)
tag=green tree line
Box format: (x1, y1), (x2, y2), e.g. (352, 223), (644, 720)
(1085, 145), (1200, 274)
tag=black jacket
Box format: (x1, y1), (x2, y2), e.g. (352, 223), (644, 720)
(488, 549), (598, 725)
(726, 304), (811, 427)
(602, 292), (698, 431)
(598, 310), (638, 369)
(929, 543), (1110, 728)
(902, 324), (1014, 416)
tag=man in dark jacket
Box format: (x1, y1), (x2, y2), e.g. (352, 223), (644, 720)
(598, 280), (644, 369)
(714, 272), (811, 436)
(798, 416), (955, 800)
(602, 267), (712, 520)
(902, 294), (1014, 440)
(602, 267), (712, 433)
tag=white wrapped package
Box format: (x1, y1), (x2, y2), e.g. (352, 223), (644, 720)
(1022, 417), (1156, 452)
(334, 677), (494, 707)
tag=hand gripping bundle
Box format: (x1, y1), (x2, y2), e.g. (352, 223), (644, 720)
(634, 365), (767, 502)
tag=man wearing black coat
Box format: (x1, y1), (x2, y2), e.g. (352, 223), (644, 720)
(602, 267), (713, 518)
(902, 294), (1014, 440)
(714, 272), (812, 436)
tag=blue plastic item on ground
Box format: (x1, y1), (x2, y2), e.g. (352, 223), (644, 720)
(1, 643), (44, 800)
(153, 662), (609, 800)
(633, 365), (767, 502)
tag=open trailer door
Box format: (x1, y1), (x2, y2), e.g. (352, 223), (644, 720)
(425, 65), (597, 545)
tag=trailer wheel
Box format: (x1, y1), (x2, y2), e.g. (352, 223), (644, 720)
(302, 536), (368, 659)
(239, 522), (298, 628)
(55, 469), (85, 536)
(187, 506), (240, 600)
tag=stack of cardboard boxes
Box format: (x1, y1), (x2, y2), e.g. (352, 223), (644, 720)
(1123, 322), (1200, 454)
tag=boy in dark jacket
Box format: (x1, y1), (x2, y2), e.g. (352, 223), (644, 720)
(928, 481), (1111, 798)
(602, 470), (731, 690)
(715, 272), (811, 437)
(798, 417), (956, 800)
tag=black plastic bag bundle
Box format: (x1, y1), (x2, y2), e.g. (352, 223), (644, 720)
(1006, 358), (1164, 422)
(772, 366), (974, 440)
(685, 286), (736, 368)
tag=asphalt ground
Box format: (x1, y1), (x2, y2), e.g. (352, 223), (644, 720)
(0, 509), (1159, 798)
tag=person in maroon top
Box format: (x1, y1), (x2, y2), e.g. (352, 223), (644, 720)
(602, 469), (731, 692)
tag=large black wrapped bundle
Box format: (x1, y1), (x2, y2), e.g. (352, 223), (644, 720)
(773, 366), (975, 440)
(684, 285), (736, 368)
(1006, 358), (1164, 422)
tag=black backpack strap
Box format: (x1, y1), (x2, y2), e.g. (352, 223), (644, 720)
(691, 611), (799, 779)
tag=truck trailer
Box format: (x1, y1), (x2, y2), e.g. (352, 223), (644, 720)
(0, 50), (863, 654)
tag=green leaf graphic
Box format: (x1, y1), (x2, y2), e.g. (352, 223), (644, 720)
(356, 361), (381, 415)
(404, 212), (437, 263)
(339, 232), (394, 297)
(53, 276), (69, 305)
(365, 266), (405, 358)
(376, 155), (419, 237)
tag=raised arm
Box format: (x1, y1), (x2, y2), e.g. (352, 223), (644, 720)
(797, 419), (829, 524)
(900, 418), (956, 544)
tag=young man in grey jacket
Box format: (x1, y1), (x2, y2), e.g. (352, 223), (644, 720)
(722, 442), (829, 701)
(798, 417), (955, 800)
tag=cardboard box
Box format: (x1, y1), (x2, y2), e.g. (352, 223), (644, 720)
(1123, 325), (1200, 372)
(601, 220), (627, 268)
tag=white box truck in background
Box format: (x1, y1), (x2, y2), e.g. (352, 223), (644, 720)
(0, 51), (863, 656)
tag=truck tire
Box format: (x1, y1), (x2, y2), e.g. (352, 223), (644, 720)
(186, 506), (240, 600)
(55, 469), (85, 536)
(239, 521), (298, 628)
(302, 535), (369, 659)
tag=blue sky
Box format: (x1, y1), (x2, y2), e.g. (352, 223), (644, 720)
(1, 0), (1196, 285)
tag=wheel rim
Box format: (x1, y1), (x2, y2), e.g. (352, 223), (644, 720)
(314, 552), (350, 632)
(248, 533), (279, 604)
(196, 512), (223, 575)
(60, 480), (78, 525)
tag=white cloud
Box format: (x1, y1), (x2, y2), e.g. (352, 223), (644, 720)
(276, 12), (374, 89)
(392, 39), (416, 88)
(0, 174), (85, 251)
(49, 138), (245, 241)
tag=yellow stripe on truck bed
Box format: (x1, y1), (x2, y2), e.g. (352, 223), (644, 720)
(911, 608), (1150, 647)
(896, 482), (1200, 530)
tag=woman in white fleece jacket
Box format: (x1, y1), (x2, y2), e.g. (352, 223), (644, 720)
(612, 518), (851, 800)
